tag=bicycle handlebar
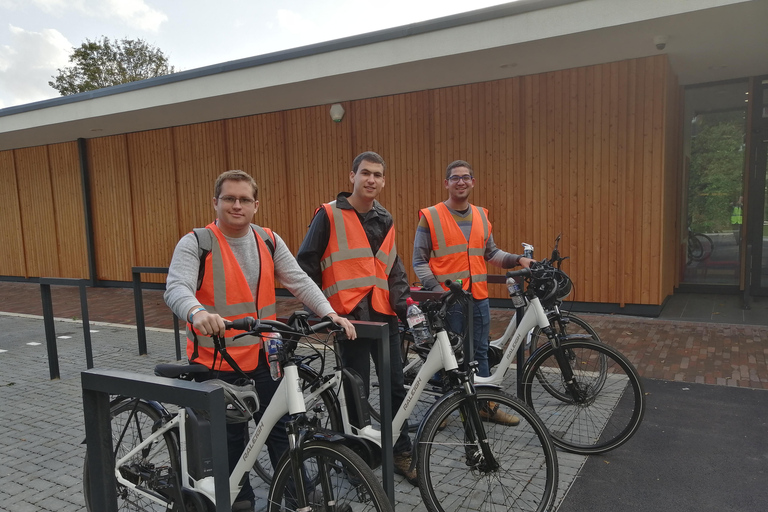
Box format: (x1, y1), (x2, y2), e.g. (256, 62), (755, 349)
(224, 316), (340, 338)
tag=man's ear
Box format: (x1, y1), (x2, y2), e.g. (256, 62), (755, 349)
(349, 170), (356, 184)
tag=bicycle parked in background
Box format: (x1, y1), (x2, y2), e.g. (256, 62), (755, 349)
(82, 315), (392, 512)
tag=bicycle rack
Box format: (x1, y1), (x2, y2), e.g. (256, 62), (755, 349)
(81, 368), (231, 512)
(39, 277), (93, 380)
(131, 266), (182, 359)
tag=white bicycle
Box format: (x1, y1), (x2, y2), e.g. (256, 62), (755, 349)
(82, 315), (393, 512)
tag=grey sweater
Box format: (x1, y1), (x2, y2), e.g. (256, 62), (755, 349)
(164, 229), (334, 322)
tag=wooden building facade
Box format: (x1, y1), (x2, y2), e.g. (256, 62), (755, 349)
(0, 54), (681, 310)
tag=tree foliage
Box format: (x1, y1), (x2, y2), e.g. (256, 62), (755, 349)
(687, 112), (745, 233)
(49, 37), (175, 96)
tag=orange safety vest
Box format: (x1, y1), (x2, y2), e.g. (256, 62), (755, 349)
(420, 202), (490, 300)
(320, 202), (397, 316)
(186, 222), (277, 372)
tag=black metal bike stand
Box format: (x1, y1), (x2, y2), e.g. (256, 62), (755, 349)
(131, 266), (182, 358)
(81, 369), (231, 512)
(39, 277), (93, 379)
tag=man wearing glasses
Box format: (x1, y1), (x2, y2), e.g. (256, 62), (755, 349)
(164, 169), (355, 511)
(412, 160), (532, 425)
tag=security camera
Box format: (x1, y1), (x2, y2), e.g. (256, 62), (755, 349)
(654, 35), (668, 51)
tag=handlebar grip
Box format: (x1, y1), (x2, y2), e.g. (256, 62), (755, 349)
(506, 268), (531, 279)
(224, 316), (257, 331)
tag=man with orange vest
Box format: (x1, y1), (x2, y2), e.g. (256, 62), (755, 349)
(165, 170), (355, 512)
(296, 151), (417, 486)
(413, 160), (533, 424)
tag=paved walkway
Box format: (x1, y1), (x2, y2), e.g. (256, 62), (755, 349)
(1, 280), (768, 511)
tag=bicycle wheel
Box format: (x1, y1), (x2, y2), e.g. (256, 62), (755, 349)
(267, 440), (393, 512)
(417, 388), (558, 512)
(251, 366), (342, 485)
(688, 234), (704, 262)
(696, 233), (714, 260)
(83, 399), (179, 511)
(528, 312), (605, 401)
(522, 339), (645, 455)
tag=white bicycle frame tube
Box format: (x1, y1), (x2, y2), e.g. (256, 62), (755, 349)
(474, 296), (551, 387)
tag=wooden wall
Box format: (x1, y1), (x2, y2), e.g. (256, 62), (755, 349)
(0, 54), (681, 305)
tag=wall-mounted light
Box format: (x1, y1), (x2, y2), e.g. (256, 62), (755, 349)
(330, 103), (345, 122)
(653, 35), (668, 51)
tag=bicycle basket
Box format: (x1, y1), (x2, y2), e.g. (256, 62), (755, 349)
(206, 379), (260, 423)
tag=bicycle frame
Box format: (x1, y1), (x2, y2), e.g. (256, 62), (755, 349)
(474, 296), (581, 388)
(305, 326), (463, 447)
(114, 364), (308, 508)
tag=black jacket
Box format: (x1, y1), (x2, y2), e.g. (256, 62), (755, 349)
(296, 192), (410, 323)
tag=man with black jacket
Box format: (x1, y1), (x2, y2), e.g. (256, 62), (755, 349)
(296, 151), (417, 486)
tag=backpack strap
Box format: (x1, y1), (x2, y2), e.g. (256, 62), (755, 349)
(192, 227), (213, 291)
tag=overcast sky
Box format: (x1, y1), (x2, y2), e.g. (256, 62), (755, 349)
(0, 0), (513, 110)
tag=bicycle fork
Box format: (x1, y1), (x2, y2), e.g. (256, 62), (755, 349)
(542, 327), (586, 402)
(458, 368), (500, 473)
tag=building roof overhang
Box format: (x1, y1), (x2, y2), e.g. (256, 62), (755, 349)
(1, 0), (766, 151)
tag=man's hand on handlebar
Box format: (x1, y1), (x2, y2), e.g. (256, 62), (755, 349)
(518, 257), (536, 269)
(190, 308), (227, 337)
(327, 312), (357, 340)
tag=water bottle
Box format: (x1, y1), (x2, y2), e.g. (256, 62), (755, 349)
(522, 243), (534, 259)
(507, 278), (526, 308)
(406, 297), (433, 345)
(264, 333), (283, 380)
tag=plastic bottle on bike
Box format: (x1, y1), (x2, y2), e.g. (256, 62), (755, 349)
(406, 297), (433, 346)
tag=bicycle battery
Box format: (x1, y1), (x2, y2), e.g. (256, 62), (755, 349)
(342, 368), (372, 429)
(185, 407), (214, 479)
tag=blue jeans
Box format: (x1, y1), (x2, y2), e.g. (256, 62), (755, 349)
(445, 298), (491, 377)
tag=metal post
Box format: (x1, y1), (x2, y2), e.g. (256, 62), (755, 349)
(79, 280), (94, 368)
(132, 269), (148, 355)
(40, 283), (60, 380)
(173, 314), (182, 360)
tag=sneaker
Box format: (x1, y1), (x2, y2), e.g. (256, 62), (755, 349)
(393, 452), (419, 486)
(232, 500), (254, 512)
(479, 401), (520, 426)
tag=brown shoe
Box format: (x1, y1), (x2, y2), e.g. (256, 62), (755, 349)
(393, 452), (419, 486)
(479, 401), (520, 426)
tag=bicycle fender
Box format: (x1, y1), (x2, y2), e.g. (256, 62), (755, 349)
(312, 430), (381, 469)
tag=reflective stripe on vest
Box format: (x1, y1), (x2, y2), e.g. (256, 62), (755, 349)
(422, 202), (491, 300)
(185, 222), (277, 372)
(320, 202), (396, 316)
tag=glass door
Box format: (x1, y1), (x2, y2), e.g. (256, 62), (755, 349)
(682, 80), (748, 287)
(748, 77), (768, 293)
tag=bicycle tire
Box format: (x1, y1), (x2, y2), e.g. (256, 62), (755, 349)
(528, 312), (606, 402)
(688, 234), (704, 262)
(522, 338), (645, 455)
(696, 232), (714, 260)
(251, 365), (343, 485)
(416, 388), (558, 512)
(267, 440), (393, 512)
(83, 399), (179, 511)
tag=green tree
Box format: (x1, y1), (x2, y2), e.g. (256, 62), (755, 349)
(49, 36), (175, 96)
(687, 112), (745, 233)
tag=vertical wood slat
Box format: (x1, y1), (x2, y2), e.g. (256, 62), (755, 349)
(48, 142), (88, 279)
(1, 55), (679, 307)
(14, 146), (60, 277)
(0, 150), (27, 276)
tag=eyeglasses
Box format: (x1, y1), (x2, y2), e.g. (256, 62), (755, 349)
(448, 174), (473, 183)
(218, 196), (256, 205)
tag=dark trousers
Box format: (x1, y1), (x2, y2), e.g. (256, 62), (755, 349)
(194, 350), (288, 504)
(338, 313), (412, 454)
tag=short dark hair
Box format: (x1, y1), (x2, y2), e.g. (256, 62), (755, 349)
(352, 151), (386, 174)
(445, 160), (474, 180)
(214, 170), (258, 200)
